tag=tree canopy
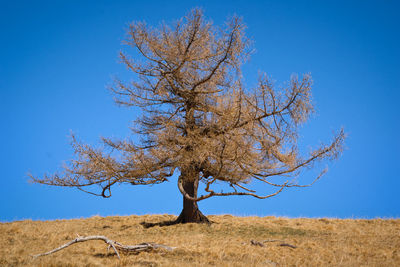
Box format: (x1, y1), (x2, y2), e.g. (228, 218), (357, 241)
(31, 8), (345, 223)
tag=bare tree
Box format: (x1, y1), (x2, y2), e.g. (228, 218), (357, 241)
(31, 9), (345, 224)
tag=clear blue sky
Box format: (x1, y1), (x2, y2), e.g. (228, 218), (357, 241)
(1, 0), (399, 222)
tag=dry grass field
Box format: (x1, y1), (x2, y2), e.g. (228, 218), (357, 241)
(1, 214), (399, 266)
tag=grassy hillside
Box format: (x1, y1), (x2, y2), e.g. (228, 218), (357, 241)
(1, 214), (399, 266)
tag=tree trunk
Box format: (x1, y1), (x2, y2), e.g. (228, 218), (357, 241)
(175, 169), (210, 224)
(175, 105), (209, 224)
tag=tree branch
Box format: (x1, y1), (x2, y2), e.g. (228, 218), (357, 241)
(32, 235), (175, 259)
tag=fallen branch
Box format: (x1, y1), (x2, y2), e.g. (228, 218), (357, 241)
(250, 240), (265, 247)
(248, 239), (297, 249)
(279, 243), (297, 249)
(32, 235), (175, 259)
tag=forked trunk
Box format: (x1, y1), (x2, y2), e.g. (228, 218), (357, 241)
(175, 171), (209, 224)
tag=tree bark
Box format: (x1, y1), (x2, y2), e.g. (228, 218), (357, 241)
(175, 168), (210, 224)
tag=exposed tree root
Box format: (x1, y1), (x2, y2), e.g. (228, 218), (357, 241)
(174, 208), (211, 224)
(141, 211), (211, 228)
(32, 235), (175, 259)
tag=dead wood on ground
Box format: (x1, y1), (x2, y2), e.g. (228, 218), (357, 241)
(249, 239), (297, 248)
(32, 235), (175, 259)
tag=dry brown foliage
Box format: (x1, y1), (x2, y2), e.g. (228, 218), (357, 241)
(1, 215), (399, 266)
(30, 9), (345, 221)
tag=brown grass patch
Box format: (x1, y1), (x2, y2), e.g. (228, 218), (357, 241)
(1, 215), (399, 266)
